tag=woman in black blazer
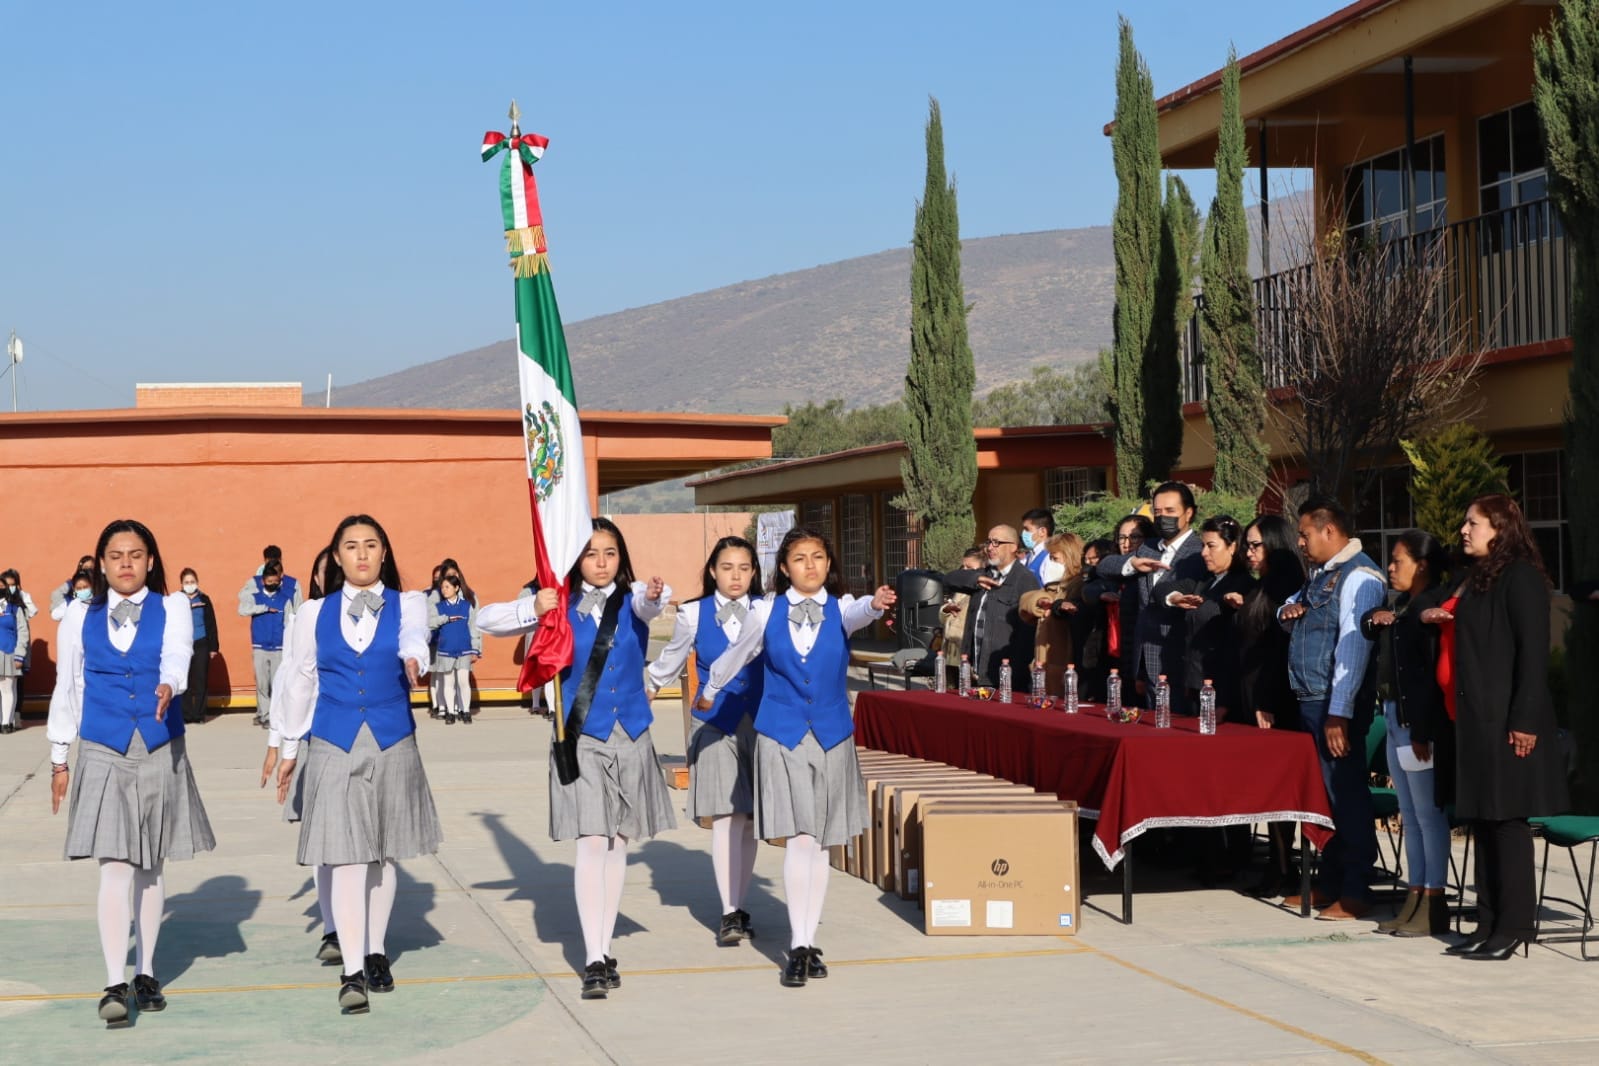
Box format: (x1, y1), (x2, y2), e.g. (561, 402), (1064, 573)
(1361, 529), (1453, 937)
(1436, 494), (1569, 960)
(179, 568), (220, 725)
(1171, 515), (1253, 719)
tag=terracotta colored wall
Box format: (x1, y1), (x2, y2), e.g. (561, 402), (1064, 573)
(605, 512), (755, 601)
(1, 414), (750, 705)
(136, 384), (304, 408)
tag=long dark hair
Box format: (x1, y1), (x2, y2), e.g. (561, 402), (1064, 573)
(1199, 515), (1251, 577)
(567, 517), (638, 593)
(1464, 493), (1548, 594)
(307, 546), (334, 600)
(91, 519), (169, 599)
(697, 536), (764, 600)
(0, 569), (21, 610)
(322, 514), (404, 596)
(1392, 529), (1449, 597)
(773, 526), (844, 597)
(436, 556), (477, 604)
(1240, 514), (1303, 639)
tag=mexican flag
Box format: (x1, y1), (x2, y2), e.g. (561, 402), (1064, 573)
(483, 125), (592, 690)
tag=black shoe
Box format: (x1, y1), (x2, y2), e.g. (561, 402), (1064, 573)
(338, 972), (369, 1013)
(1461, 934), (1531, 960)
(460, 712), (473, 724)
(364, 953), (393, 992)
(1444, 929), (1493, 956)
(316, 931), (342, 964)
(580, 961), (609, 1000)
(805, 946), (828, 979)
(132, 974), (166, 1012)
(781, 949), (809, 987)
(718, 911), (745, 945)
(443, 714), (455, 724)
(737, 908), (754, 938)
(604, 956), (620, 989)
(98, 983), (131, 1023)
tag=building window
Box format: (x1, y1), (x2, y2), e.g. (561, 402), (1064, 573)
(1355, 466), (1415, 566)
(1479, 102), (1548, 214)
(840, 493), (873, 595)
(882, 497), (921, 575)
(1344, 133), (1447, 241)
(1506, 449), (1569, 592)
(798, 499), (834, 543)
(1045, 467), (1108, 508)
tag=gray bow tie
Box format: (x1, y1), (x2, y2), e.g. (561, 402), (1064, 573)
(789, 598), (823, 626)
(346, 589), (383, 622)
(110, 600), (141, 627)
(715, 599), (748, 626)
(577, 588), (608, 616)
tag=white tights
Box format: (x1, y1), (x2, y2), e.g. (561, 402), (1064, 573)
(433, 666), (473, 717)
(97, 859), (164, 987)
(0, 678), (16, 726)
(326, 861), (396, 965)
(710, 814), (757, 915)
(573, 834), (628, 965)
(782, 834), (831, 950)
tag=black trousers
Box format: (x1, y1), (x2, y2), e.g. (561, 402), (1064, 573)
(1472, 817), (1536, 938)
(184, 638), (211, 723)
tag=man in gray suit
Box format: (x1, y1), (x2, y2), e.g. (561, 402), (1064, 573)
(1096, 483), (1208, 714)
(942, 524), (1041, 692)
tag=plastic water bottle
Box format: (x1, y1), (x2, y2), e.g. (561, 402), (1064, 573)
(933, 649), (947, 694)
(998, 659), (1013, 704)
(1030, 660), (1047, 701)
(959, 654), (973, 698)
(1154, 674), (1172, 729)
(1105, 668), (1122, 721)
(1199, 679), (1217, 735)
(1064, 664), (1079, 714)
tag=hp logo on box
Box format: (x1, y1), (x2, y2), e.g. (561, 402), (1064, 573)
(991, 859), (1009, 876)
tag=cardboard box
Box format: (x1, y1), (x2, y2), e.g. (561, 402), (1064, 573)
(921, 804), (1080, 935)
(867, 769), (988, 887)
(891, 784), (1047, 898)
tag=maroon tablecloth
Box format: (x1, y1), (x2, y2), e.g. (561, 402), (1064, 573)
(854, 690), (1334, 870)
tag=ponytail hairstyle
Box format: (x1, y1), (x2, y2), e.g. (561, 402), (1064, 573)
(698, 535), (764, 600)
(773, 526), (844, 597)
(1199, 514), (1251, 577)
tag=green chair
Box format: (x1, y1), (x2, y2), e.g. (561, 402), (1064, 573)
(1365, 714), (1404, 883)
(1531, 814), (1599, 960)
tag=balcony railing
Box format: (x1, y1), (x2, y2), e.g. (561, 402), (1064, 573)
(1180, 198), (1572, 404)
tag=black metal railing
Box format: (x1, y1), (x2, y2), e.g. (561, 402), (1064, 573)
(1180, 198), (1572, 404)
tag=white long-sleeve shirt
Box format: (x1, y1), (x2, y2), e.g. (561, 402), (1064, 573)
(702, 588), (882, 703)
(476, 580), (672, 640)
(644, 593), (750, 695)
(47, 588), (193, 765)
(274, 584), (430, 760)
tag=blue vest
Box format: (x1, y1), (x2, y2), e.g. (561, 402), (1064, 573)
(80, 595), (184, 754)
(1026, 549), (1048, 582)
(250, 587), (290, 649)
(309, 588), (415, 751)
(692, 600), (763, 735)
(188, 595), (208, 640)
(1288, 550), (1380, 700)
(757, 595), (853, 751)
(562, 592), (653, 741)
(435, 597), (474, 657)
(0, 602), (17, 657)
(255, 573), (298, 602)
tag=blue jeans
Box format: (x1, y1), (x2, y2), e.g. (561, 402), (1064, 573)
(1299, 698), (1377, 901)
(1384, 701), (1450, 890)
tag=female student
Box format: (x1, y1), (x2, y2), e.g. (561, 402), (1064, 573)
(646, 536), (765, 945)
(428, 573), (481, 723)
(700, 526), (896, 988)
(178, 569), (220, 725)
(0, 578), (29, 734)
(478, 518), (675, 1001)
(272, 515), (440, 1014)
(46, 519), (212, 1024)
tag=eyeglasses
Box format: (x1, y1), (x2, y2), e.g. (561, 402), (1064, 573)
(1116, 535), (1143, 545)
(983, 538), (1015, 547)
(1245, 540), (1266, 551)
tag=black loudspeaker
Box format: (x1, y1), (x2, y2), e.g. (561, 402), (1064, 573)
(895, 569), (945, 652)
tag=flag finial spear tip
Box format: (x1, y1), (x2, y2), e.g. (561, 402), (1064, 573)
(508, 99), (521, 135)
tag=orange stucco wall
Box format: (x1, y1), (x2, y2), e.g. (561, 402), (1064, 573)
(1, 411), (753, 706)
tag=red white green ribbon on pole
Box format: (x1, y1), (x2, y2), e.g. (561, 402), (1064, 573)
(481, 129), (551, 276)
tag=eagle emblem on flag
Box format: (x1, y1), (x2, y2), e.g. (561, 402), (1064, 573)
(524, 400), (566, 501)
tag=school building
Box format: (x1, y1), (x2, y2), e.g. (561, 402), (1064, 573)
(694, 0), (1578, 605)
(1, 383), (779, 707)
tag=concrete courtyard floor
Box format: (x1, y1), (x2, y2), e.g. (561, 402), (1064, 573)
(1, 695), (1595, 1065)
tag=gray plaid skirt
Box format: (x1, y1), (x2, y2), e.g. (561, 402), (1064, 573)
(295, 727), (442, 866)
(64, 732), (215, 867)
(686, 714), (756, 824)
(548, 724), (677, 842)
(752, 730), (868, 848)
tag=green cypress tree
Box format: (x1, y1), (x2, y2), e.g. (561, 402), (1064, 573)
(1200, 49), (1269, 502)
(1535, 0), (1599, 803)
(1148, 174), (1199, 481)
(1109, 17), (1162, 494)
(1400, 424), (1510, 550)
(899, 97), (978, 571)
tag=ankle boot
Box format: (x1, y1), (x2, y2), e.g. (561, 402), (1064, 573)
(1377, 888), (1422, 933)
(1427, 890), (1451, 934)
(1393, 890), (1446, 938)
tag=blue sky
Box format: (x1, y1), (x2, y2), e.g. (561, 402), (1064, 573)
(0, 1), (1328, 410)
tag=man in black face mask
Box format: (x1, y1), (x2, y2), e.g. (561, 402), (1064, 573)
(1097, 482), (1208, 715)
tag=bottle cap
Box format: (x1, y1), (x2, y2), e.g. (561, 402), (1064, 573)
(1158, 674), (1167, 681)
(1204, 678), (1213, 685)
(1067, 663), (1075, 669)
(1002, 658), (1010, 665)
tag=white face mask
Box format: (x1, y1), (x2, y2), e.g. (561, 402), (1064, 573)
(182, 583), (198, 594)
